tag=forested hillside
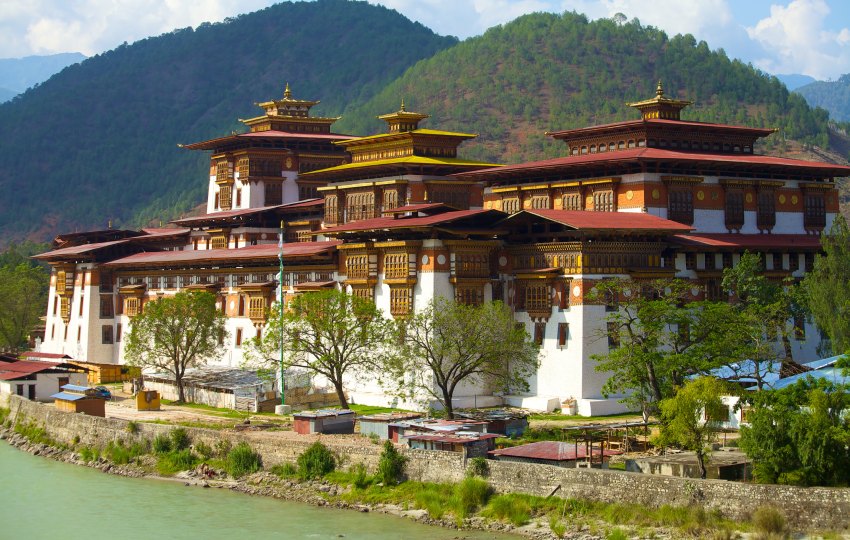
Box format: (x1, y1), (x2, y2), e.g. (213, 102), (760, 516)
(796, 74), (850, 123)
(0, 0), (456, 242)
(337, 12), (831, 165)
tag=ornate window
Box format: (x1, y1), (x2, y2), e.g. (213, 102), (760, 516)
(668, 188), (694, 225)
(430, 187), (468, 209)
(215, 161), (232, 182)
(210, 235), (228, 250)
(502, 197), (520, 214)
(325, 195), (339, 224)
(99, 295), (113, 318)
(218, 184), (232, 211)
(346, 254), (369, 279)
(804, 193), (826, 230)
(455, 285), (483, 306)
(383, 189), (398, 212)
(124, 297), (141, 318)
(562, 191), (582, 211)
(455, 253), (489, 278)
(530, 193), (550, 209)
(757, 189), (776, 231)
(384, 253), (408, 279)
(60, 297), (71, 321)
(248, 297), (266, 321)
(724, 189), (744, 230)
(525, 283), (550, 313)
(389, 288), (412, 316)
(346, 192), (376, 221)
(592, 189), (615, 212)
(265, 182), (283, 206)
(351, 287), (374, 302)
(534, 322), (546, 345)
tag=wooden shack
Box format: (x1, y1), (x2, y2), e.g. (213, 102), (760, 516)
(405, 432), (500, 458)
(293, 409), (355, 435)
(50, 384), (106, 417)
(358, 412), (422, 440)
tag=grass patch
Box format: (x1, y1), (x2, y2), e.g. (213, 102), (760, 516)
(482, 494), (533, 525)
(0, 406), (10, 424)
(271, 462), (298, 479)
(347, 404), (414, 416)
(79, 445), (100, 462)
(14, 420), (57, 446)
(105, 439), (149, 464)
(144, 419), (232, 430)
(156, 448), (198, 475)
(225, 442), (262, 478)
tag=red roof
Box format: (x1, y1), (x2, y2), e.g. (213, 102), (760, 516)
(547, 118), (776, 139)
(0, 360), (60, 380)
(140, 227), (191, 237)
(182, 130), (351, 150)
(322, 209), (502, 234)
(381, 202), (455, 214)
(405, 433), (501, 444)
(455, 147), (850, 179)
(171, 200), (322, 226)
(102, 240), (340, 267)
(21, 352), (72, 360)
(489, 440), (621, 461)
(508, 210), (693, 232)
(672, 233), (823, 250)
(33, 238), (132, 260)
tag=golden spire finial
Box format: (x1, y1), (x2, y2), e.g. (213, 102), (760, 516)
(107, 219), (112, 229)
(284, 82), (292, 100)
(400, 97), (406, 112)
(656, 80), (664, 97)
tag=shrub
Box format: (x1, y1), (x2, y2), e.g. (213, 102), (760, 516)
(194, 441), (213, 460)
(72, 435), (80, 445)
(377, 440), (407, 485)
(415, 490), (446, 519)
(482, 494), (531, 526)
(157, 448), (198, 475)
(368, 432), (380, 445)
(105, 440), (132, 464)
(0, 407), (10, 424)
(225, 442), (262, 478)
(752, 506), (785, 537)
(297, 442), (336, 480)
(79, 446), (99, 463)
(153, 433), (172, 454)
(270, 462), (297, 479)
(549, 515), (567, 538)
(350, 463), (371, 489)
(170, 428), (190, 451)
(215, 439), (232, 458)
(606, 528), (628, 540)
(452, 476), (492, 518)
(125, 421), (139, 434)
(467, 456), (489, 478)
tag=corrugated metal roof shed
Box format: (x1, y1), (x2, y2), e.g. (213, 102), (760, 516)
(489, 441), (621, 461)
(50, 392), (86, 401)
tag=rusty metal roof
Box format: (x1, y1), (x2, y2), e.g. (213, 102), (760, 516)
(489, 441), (621, 461)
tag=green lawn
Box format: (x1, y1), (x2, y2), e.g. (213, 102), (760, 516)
(347, 404), (416, 416)
(160, 400), (290, 420)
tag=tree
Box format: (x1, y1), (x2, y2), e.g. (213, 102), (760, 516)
(248, 289), (394, 409)
(802, 215), (850, 354)
(124, 290), (227, 403)
(591, 279), (744, 418)
(0, 263), (49, 351)
(387, 298), (538, 419)
(656, 377), (730, 479)
(739, 378), (850, 486)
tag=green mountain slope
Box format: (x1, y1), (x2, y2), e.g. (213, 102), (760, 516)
(796, 74), (850, 122)
(336, 12), (831, 165)
(0, 0), (456, 242)
(0, 53), (87, 94)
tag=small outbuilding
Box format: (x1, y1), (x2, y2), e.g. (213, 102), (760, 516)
(489, 440), (620, 468)
(51, 384), (106, 417)
(143, 367), (277, 412)
(456, 409), (529, 438)
(405, 432), (500, 458)
(626, 450), (752, 480)
(135, 390), (161, 411)
(0, 359), (89, 401)
(358, 412), (422, 440)
(388, 418), (489, 442)
(293, 409), (356, 435)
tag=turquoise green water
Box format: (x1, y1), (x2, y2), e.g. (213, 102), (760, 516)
(0, 442), (510, 540)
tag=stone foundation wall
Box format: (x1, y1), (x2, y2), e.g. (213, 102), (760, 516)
(6, 395), (850, 530)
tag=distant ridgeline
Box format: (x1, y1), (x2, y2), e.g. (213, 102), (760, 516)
(0, 4), (836, 244)
(796, 74), (850, 123)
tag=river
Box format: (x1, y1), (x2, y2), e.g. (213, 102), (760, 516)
(0, 442), (512, 539)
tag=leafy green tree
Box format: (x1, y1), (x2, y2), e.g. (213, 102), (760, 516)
(387, 298), (538, 419)
(124, 290), (227, 403)
(248, 289), (394, 409)
(0, 263), (49, 351)
(591, 279), (745, 418)
(656, 377), (730, 479)
(739, 379), (850, 486)
(801, 215), (850, 354)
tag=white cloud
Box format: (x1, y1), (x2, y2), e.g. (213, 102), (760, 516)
(746, 0), (850, 79)
(0, 0), (276, 57)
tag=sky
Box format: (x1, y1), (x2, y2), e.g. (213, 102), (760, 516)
(1, 0), (849, 80)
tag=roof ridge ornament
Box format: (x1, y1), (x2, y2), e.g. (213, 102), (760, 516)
(656, 79), (664, 97)
(284, 82), (292, 100)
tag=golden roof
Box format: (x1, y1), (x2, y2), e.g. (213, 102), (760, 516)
(300, 155), (500, 176)
(627, 81), (693, 120)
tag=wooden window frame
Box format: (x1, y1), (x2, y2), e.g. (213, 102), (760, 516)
(557, 322), (569, 348)
(102, 325), (114, 345)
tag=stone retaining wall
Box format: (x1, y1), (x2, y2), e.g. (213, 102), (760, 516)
(6, 395), (850, 530)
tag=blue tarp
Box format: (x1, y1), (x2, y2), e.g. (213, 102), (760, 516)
(60, 384), (91, 392)
(50, 392), (85, 401)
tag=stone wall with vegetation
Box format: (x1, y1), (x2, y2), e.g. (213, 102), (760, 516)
(6, 395), (850, 529)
